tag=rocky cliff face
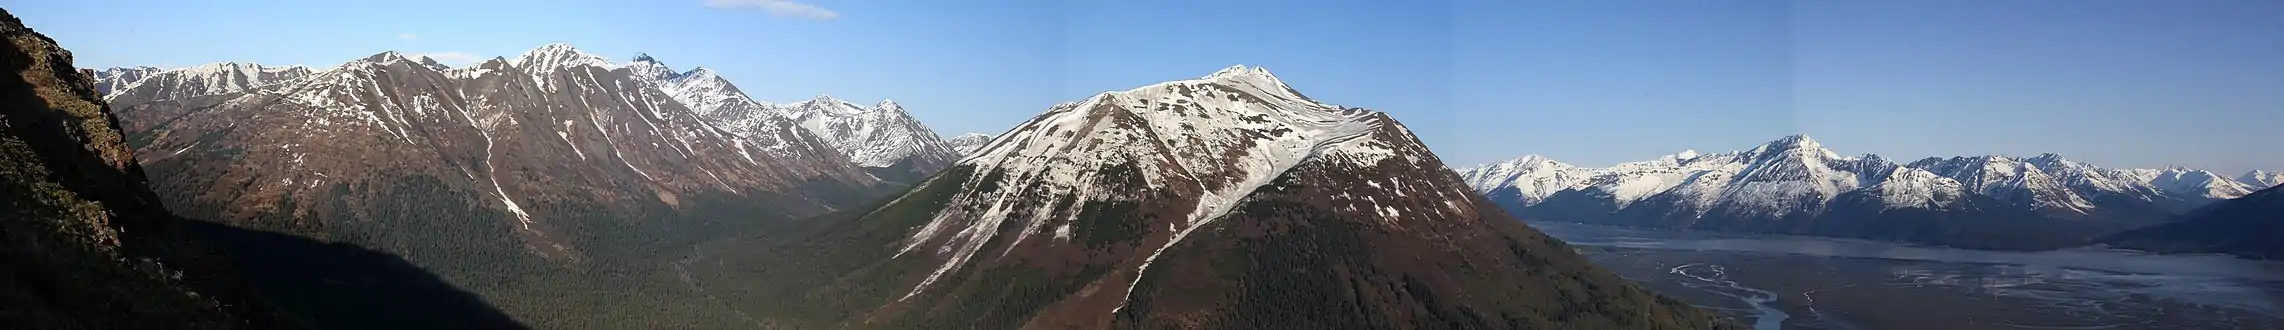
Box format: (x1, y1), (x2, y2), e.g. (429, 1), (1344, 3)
(1, 9), (532, 329)
(0, 8), (284, 328)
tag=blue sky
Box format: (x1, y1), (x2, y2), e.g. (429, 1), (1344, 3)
(11, 0), (2281, 174)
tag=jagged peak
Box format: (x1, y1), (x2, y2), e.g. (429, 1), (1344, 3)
(511, 42), (613, 71)
(415, 55), (448, 69)
(355, 51), (410, 64)
(1768, 134), (1820, 148)
(531, 42), (581, 53)
(1497, 154), (1566, 168)
(675, 66), (720, 80)
(875, 99), (903, 111)
(478, 56), (512, 67)
(181, 61), (266, 72)
(1750, 134), (1837, 158)
(631, 52), (659, 63)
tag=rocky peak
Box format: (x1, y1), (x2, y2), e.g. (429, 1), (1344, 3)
(872, 99), (904, 113)
(510, 43), (613, 76)
(414, 56), (449, 70)
(1751, 134), (1835, 157)
(2240, 170), (2283, 188)
(625, 53), (679, 82)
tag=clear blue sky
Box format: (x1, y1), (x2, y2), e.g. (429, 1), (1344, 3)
(10, 0), (2281, 174)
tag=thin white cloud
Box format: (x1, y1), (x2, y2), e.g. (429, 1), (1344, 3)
(412, 52), (481, 66)
(702, 0), (839, 20)
(398, 33), (419, 41)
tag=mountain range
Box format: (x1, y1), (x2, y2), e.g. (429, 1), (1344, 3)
(698, 65), (1731, 329)
(1457, 135), (2272, 250)
(89, 43), (973, 328)
(946, 132), (994, 154)
(776, 95), (961, 184)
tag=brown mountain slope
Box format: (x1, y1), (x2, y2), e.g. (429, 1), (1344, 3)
(1, 9), (526, 330)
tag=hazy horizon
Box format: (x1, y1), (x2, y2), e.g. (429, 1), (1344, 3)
(16, 0), (2279, 174)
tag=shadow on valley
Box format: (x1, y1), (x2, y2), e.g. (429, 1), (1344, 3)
(178, 219), (529, 330)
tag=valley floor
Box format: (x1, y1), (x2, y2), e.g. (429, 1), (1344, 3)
(1578, 246), (2284, 330)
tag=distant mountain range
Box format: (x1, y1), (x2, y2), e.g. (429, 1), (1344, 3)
(945, 132), (993, 154)
(1457, 135), (2273, 250)
(777, 95), (961, 184)
(707, 65), (1731, 329)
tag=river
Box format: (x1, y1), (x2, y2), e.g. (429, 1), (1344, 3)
(1531, 222), (2284, 330)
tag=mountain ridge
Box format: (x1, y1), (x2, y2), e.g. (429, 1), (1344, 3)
(101, 43), (894, 328)
(1458, 135), (2254, 249)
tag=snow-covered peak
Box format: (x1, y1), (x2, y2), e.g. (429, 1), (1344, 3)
(808, 93), (848, 105)
(1205, 64), (1276, 80)
(1673, 149), (1702, 160)
(1867, 167), (1968, 210)
(511, 43), (614, 75)
(874, 99), (905, 113)
(357, 51), (412, 64)
(897, 66), (1412, 300)
(2240, 170), (2284, 188)
(101, 66), (161, 73)
(1459, 154), (1588, 194)
(92, 66), (165, 96)
(442, 57), (516, 80)
(961, 65), (1390, 199)
(2143, 168), (2256, 200)
(680, 67), (717, 79)
(105, 61), (318, 102)
(946, 132), (993, 154)
(624, 53), (679, 82)
(1750, 134), (1841, 159)
(415, 56), (449, 70)
(1177, 64), (1315, 109)
(782, 94), (869, 118)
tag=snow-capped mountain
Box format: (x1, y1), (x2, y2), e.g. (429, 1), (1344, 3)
(414, 56), (450, 71)
(1455, 154), (1597, 210)
(777, 95), (960, 182)
(102, 62), (316, 105)
(1910, 156), (2250, 220)
(1458, 135), (2244, 249)
(944, 132), (992, 154)
(106, 44), (885, 267)
(2133, 167), (2256, 203)
(617, 54), (859, 181)
(719, 65), (1724, 328)
(92, 66), (160, 96)
(2241, 170), (2284, 188)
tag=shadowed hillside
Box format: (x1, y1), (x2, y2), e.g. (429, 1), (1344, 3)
(0, 8), (523, 329)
